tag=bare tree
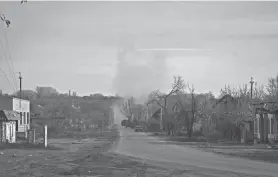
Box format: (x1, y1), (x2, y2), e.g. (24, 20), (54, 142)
(148, 76), (185, 135)
(148, 76), (185, 108)
(253, 82), (265, 101)
(266, 75), (278, 102)
(175, 83), (200, 138)
(214, 83), (265, 140)
(187, 84), (198, 138)
(175, 91), (190, 135)
(120, 96), (135, 121)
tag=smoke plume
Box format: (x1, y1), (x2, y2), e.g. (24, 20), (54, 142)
(112, 40), (170, 104)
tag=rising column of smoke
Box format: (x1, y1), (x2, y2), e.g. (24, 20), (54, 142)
(112, 39), (171, 105)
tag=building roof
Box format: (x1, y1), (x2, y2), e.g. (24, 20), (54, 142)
(151, 108), (161, 119)
(0, 110), (20, 121)
(255, 107), (278, 115)
(147, 117), (160, 125)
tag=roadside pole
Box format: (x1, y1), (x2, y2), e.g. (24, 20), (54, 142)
(146, 105), (149, 120)
(160, 107), (163, 130)
(44, 125), (47, 148)
(100, 118), (104, 132)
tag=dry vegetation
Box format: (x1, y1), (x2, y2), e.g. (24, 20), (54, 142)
(198, 145), (278, 164)
(0, 127), (175, 177)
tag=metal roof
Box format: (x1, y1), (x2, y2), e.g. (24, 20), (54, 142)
(0, 110), (20, 121)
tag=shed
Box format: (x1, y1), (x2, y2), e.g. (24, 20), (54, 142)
(0, 110), (20, 143)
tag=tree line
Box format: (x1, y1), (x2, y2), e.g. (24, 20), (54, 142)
(121, 74), (278, 138)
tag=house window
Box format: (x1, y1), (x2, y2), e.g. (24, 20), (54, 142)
(271, 117), (274, 134)
(27, 112), (29, 124)
(23, 112), (26, 124)
(254, 118), (258, 134)
(276, 121), (278, 134)
(268, 117), (271, 134)
(20, 112), (22, 124)
(257, 114), (263, 134)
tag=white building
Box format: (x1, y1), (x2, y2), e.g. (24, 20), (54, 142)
(0, 96), (30, 134)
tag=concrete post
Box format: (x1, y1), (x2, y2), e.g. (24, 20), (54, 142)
(24, 125), (28, 139)
(44, 125), (47, 147)
(33, 129), (36, 143)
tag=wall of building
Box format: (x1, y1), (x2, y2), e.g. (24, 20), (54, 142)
(0, 96), (30, 134)
(0, 121), (16, 143)
(108, 107), (114, 125)
(13, 98), (30, 132)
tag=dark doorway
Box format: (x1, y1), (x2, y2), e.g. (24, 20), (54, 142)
(15, 120), (18, 131)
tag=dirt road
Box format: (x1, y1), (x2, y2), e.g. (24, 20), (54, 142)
(114, 126), (278, 177)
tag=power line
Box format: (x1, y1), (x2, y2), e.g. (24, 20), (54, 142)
(3, 29), (18, 90)
(0, 12), (18, 91)
(0, 1), (27, 94)
(0, 14), (17, 91)
(0, 66), (16, 93)
(0, 37), (17, 90)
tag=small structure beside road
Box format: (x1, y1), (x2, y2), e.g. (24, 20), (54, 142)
(0, 96), (31, 139)
(0, 110), (20, 143)
(251, 100), (278, 144)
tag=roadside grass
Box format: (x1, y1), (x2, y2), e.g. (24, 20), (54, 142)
(0, 126), (175, 177)
(0, 142), (61, 150)
(203, 147), (278, 164)
(148, 132), (278, 164)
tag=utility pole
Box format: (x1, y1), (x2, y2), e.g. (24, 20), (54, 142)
(19, 72), (22, 99)
(146, 105), (149, 120)
(160, 107), (163, 130)
(250, 77), (254, 100)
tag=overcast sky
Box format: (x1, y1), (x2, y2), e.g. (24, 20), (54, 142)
(1, 2), (278, 97)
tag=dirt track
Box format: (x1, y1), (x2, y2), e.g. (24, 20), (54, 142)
(114, 126), (278, 177)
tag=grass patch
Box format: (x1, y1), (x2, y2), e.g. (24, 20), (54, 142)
(211, 148), (278, 164)
(0, 142), (61, 150)
(0, 126), (175, 177)
(48, 128), (119, 140)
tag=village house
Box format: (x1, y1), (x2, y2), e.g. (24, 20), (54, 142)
(0, 96), (30, 138)
(146, 95), (182, 135)
(108, 106), (114, 126)
(0, 110), (20, 143)
(251, 101), (278, 144)
(146, 108), (161, 132)
(208, 94), (254, 143)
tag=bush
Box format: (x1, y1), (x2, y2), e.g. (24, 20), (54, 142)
(192, 131), (204, 137)
(205, 131), (223, 142)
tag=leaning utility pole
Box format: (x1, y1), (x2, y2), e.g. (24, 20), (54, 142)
(160, 107), (163, 130)
(250, 77), (254, 100)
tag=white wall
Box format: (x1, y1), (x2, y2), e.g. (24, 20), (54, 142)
(12, 98), (30, 112)
(0, 122), (16, 143)
(12, 98), (30, 131)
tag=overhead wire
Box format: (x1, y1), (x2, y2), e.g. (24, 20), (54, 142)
(3, 29), (18, 90)
(0, 34), (17, 91)
(0, 34), (17, 92)
(0, 1), (27, 93)
(0, 12), (17, 93)
(0, 64), (16, 93)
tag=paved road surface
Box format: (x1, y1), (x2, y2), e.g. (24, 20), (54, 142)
(114, 126), (278, 177)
